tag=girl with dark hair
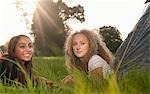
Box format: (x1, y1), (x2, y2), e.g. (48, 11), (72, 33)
(0, 35), (52, 86)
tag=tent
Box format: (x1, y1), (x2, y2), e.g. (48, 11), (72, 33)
(113, 1), (150, 77)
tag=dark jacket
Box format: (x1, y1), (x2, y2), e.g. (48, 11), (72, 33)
(0, 55), (32, 86)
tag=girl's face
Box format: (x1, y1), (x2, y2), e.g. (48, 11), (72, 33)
(72, 33), (89, 59)
(15, 37), (33, 62)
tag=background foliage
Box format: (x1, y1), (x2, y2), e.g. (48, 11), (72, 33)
(32, 0), (85, 56)
(99, 26), (123, 54)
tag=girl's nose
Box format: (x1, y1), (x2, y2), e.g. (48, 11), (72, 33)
(26, 46), (32, 51)
(76, 45), (80, 50)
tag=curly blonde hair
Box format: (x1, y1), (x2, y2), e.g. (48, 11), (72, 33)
(64, 29), (113, 73)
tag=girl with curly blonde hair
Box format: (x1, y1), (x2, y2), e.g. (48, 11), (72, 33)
(62, 29), (113, 84)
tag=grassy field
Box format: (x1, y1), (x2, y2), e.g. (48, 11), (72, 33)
(0, 56), (150, 94)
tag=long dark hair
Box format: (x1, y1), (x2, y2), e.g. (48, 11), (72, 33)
(0, 35), (33, 85)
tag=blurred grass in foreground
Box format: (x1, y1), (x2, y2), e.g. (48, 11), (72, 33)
(0, 56), (149, 94)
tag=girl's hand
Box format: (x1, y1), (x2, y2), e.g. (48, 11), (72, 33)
(61, 75), (74, 85)
(37, 76), (54, 87)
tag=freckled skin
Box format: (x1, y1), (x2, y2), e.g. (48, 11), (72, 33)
(72, 33), (89, 59)
(15, 37), (33, 62)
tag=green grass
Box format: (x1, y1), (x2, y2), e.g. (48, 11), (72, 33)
(0, 56), (150, 94)
(33, 56), (68, 81)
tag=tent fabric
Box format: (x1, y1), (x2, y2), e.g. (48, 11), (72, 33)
(112, 4), (150, 77)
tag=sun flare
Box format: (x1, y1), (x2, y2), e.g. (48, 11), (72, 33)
(0, 0), (40, 45)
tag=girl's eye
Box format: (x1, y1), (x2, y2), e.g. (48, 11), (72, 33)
(28, 43), (33, 48)
(81, 42), (85, 45)
(73, 42), (77, 46)
(19, 45), (25, 48)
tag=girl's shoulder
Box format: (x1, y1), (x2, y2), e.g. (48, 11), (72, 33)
(0, 54), (9, 62)
(89, 55), (107, 64)
(0, 54), (15, 68)
(0, 55), (11, 62)
(88, 55), (107, 71)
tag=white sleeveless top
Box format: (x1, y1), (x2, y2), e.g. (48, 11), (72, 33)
(88, 55), (112, 79)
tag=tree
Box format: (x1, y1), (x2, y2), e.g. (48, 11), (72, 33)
(0, 45), (8, 55)
(32, 0), (85, 56)
(99, 26), (123, 54)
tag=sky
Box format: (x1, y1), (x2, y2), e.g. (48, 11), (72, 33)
(0, 0), (31, 45)
(65, 0), (146, 39)
(0, 0), (147, 45)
